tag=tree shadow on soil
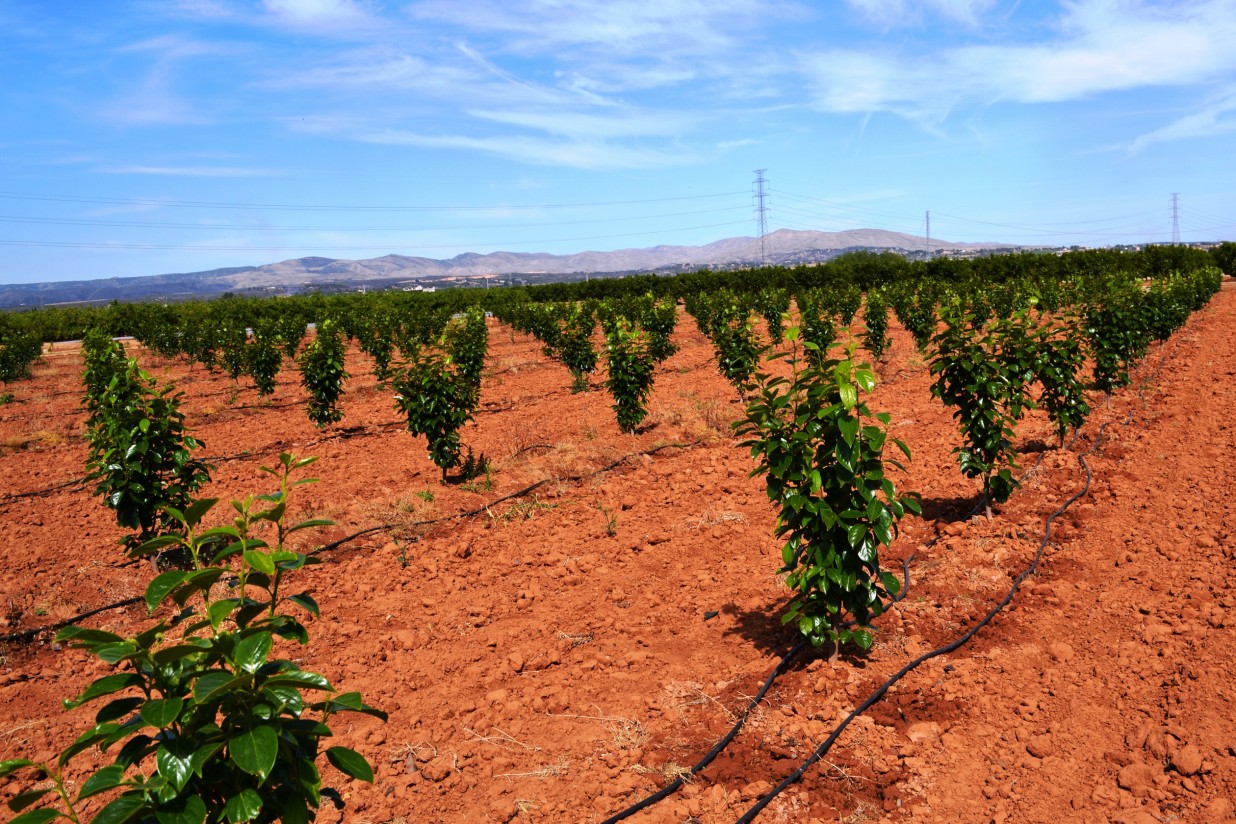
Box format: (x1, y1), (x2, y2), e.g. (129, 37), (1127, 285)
(917, 493), (986, 524)
(719, 602), (873, 670)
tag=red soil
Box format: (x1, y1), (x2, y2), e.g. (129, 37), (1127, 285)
(1, 291), (1233, 824)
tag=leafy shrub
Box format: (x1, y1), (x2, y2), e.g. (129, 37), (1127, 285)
(81, 333), (212, 554)
(392, 346), (477, 481)
(0, 330), (43, 385)
(297, 320), (348, 428)
(860, 288), (891, 361)
(1031, 312), (1090, 445)
(928, 300), (1035, 505)
(710, 301), (761, 395)
(0, 454), (385, 824)
(603, 316), (657, 433)
(736, 329), (919, 659)
(753, 288), (791, 345)
(246, 321), (283, 397)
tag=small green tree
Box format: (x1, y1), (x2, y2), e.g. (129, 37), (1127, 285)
(81, 333), (212, 555)
(860, 288), (891, 361)
(736, 329), (919, 661)
(392, 347), (476, 481)
(297, 320), (348, 428)
(928, 300), (1034, 507)
(246, 320), (283, 398)
(603, 316), (657, 433)
(1, 454), (384, 824)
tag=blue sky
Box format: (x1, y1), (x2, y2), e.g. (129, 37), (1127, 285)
(2, 0), (1234, 284)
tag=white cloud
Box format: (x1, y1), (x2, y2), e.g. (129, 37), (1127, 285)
(408, 0), (782, 55)
(262, 0), (374, 27)
(97, 165), (274, 177)
(1125, 91), (1236, 152)
(844, 0), (998, 27)
(803, 0), (1236, 125)
(337, 127), (697, 169)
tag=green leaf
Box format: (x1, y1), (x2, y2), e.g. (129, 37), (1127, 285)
(153, 794), (206, 824)
(156, 744), (193, 792)
(242, 549), (276, 575)
(232, 633), (273, 674)
(0, 758), (40, 779)
(9, 810), (64, 824)
(8, 786), (52, 813)
(90, 792), (147, 824)
(223, 789), (263, 823)
(285, 593), (319, 618)
(851, 629), (874, 650)
(194, 672), (245, 703)
(78, 764), (128, 800)
(139, 698), (184, 729)
(146, 571), (189, 611)
(55, 627), (124, 646)
(67, 673), (142, 708)
(326, 747), (374, 782)
(229, 726), (278, 781)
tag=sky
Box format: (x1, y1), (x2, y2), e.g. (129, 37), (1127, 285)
(1, 0), (1234, 285)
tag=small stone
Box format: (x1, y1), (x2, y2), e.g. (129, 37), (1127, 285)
(1048, 642), (1074, 662)
(1170, 744), (1203, 776)
(421, 755), (453, 782)
(1027, 735), (1054, 759)
(1206, 798), (1234, 819)
(906, 721), (940, 744)
(1116, 762), (1159, 798)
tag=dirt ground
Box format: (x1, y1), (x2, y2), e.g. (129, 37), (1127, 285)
(0, 289), (1233, 824)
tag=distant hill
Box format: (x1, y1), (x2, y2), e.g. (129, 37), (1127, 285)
(0, 228), (1012, 308)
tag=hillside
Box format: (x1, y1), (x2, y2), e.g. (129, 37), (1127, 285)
(0, 228), (1010, 308)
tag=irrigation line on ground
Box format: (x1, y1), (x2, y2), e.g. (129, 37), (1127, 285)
(735, 420), (1109, 822)
(0, 597), (143, 646)
(732, 306), (1204, 821)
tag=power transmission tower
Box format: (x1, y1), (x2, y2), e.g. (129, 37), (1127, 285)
(1170, 193), (1181, 244)
(925, 210), (931, 257)
(753, 169), (769, 265)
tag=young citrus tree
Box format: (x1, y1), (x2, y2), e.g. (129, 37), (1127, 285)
(81, 332), (212, 556)
(392, 345), (477, 481)
(603, 315), (657, 433)
(1, 454), (384, 824)
(736, 328), (919, 661)
(297, 319), (348, 428)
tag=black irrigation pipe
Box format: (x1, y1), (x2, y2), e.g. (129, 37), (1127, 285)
(599, 639), (810, 824)
(311, 440), (701, 557)
(0, 441), (704, 645)
(734, 420), (1109, 822)
(598, 441), (1047, 824)
(0, 596), (144, 646)
(0, 476), (90, 504)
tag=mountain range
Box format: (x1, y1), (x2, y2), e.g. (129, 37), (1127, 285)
(0, 228), (1013, 308)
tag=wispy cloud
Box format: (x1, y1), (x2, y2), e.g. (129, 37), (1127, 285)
(1124, 90), (1236, 152)
(346, 128), (698, 170)
(803, 0), (1236, 125)
(844, 0), (998, 27)
(262, 0), (377, 29)
(97, 165), (275, 177)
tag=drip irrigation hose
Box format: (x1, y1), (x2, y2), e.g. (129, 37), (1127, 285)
(0, 596), (143, 646)
(597, 440), (1049, 824)
(312, 440), (700, 556)
(734, 423), (1109, 822)
(600, 639), (809, 824)
(0, 443), (703, 644)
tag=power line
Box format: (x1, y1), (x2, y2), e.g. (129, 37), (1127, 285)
(0, 190), (748, 213)
(0, 219), (754, 252)
(0, 205), (750, 233)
